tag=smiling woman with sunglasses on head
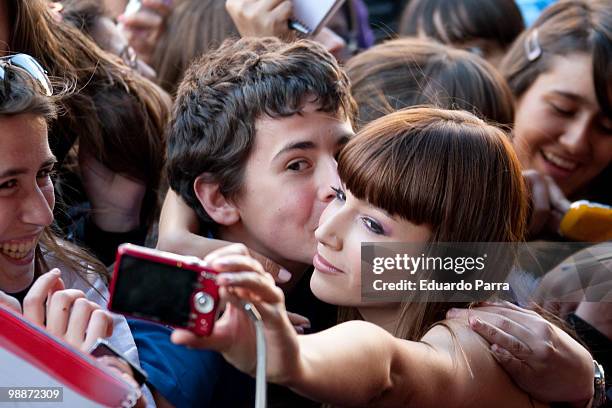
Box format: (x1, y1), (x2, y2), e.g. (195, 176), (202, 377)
(0, 55), (150, 406)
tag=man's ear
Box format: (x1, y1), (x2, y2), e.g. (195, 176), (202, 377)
(193, 175), (240, 226)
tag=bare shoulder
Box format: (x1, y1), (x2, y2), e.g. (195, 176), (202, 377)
(418, 319), (548, 408)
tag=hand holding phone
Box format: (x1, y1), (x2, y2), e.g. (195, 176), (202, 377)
(108, 244), (220, 336)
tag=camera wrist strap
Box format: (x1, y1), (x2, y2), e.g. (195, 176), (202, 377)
(243, 302), (267, 408)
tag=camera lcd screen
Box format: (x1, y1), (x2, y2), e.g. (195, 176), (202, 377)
(111, 255), (198, 326)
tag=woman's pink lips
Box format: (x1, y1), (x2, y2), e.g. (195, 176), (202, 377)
(313, 253), (344, 275)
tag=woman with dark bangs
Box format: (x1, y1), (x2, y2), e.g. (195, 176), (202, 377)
(170, 107), (594, 407)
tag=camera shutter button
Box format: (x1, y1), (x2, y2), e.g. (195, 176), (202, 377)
(194, 291), (214, 314)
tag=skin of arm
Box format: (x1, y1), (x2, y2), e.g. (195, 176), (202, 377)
(286, 320), (544, 408)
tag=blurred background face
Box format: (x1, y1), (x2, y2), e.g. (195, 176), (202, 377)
(0, 114), (56, 293)
(227, 102), (353, 272)
(311, 187), (431, 306)
(513, 53), (612, 197)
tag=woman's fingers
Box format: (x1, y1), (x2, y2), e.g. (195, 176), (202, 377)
(0, 290), (22, 314)
(22, 269), (64, 326)
(447, 307), (534, 359)
(287, 311), (311, 334)
(209, 255), (268, 277)
(218, 272), (283, 303)
(83, 309), (115, 351)
(204, 243), (250, 264)
(544, 176), (571, 214)
(251, 251), (292, 284)
(65, 298), (100, 347)
(523, 170), (551, 235)
(468, 315), (532, 358)
(171, 300), (246, 351)
(45, 289), (86, 338)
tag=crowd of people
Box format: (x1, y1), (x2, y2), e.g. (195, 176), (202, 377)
(0, 0), (610, 406)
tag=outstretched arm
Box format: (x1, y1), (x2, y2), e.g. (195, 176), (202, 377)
(171, 245), (519, 408)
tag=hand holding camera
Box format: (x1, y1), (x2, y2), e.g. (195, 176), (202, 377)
(166, 244), (302, 383)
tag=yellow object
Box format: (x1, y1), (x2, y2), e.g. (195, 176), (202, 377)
(559, 200), (612, 242)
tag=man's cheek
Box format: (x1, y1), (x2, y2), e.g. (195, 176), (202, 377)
(282, 190), (318, 224)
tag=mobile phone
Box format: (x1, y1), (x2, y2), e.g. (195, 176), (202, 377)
(89, 338), (148, 386)
(108, 244), (220, 336)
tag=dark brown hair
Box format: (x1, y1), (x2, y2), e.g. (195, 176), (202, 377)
(167, 37), (356, 230)
(8, 0), (170, 224)
(0, 66), (107, 284)
(152, 0), (239, 94)
(346, 38), (515, 130)
(502, 0), (612, 204)
(338, 107), (528, 340)
(399, 0), (524, 52)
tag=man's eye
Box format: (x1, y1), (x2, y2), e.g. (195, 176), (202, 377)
(37, 168), (56, 179)
(287, 160), (310, 171)
(0, 179), (17, 189)
(362, 217), (385, 235)
(331, 186), (346, 201)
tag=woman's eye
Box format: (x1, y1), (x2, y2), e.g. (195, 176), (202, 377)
(331, 186), (346, 201)
(0, 179), (17, 190)
(549, 103), (574, 117)
(362, 217), (385, 235)
(287, 160), (310, 171)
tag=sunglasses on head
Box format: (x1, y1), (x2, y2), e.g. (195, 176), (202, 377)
(0, 53), (53, 96)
